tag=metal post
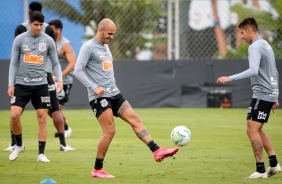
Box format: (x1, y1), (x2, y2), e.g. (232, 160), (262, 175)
(167, 0), (172, 60)
(24, 0), (28, 22)
(174, 0), (179, 60)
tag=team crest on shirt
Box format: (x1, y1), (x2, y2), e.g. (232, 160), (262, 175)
(38, 42), (47, 52)
(100, 99), (108, 107)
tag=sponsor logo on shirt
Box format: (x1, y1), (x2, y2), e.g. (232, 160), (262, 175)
(24, 77), (42, 83)
(98, 52), (107, 58)
(39, 42), (47, 52)
(102, 61), (113, 71)
(270, 77), (278, 85)
(24, 54), (44, 64)
(106, 86), (118, 93)
(23, 45), (30, 51)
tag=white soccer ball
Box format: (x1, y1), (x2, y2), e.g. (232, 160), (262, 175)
(171, 126), (191, 146)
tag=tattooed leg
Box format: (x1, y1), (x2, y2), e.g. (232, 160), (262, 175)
(117, 101), (131, 117)
(118, 100), (152, 143)
(251, 139), (264, 162)
(136, 129), (149, 139)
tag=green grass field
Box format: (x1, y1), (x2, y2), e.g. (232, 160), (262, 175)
(0, 108), (281, 184)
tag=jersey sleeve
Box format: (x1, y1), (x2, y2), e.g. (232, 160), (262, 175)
(229, 45), (261, 81)
(73, 45), (97, 90)
(9, 37), (21, 86)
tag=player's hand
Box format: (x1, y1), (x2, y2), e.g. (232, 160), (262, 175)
(56, 81), (63, 94)
(272, 101), (279, 113)
(7, 86), (15, 97)
(216, 76), (230, 84)
(94, 87), (104, 97)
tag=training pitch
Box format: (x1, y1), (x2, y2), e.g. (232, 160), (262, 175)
(0, 108), (281, 184)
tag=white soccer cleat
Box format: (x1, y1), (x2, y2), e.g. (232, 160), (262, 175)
(60, 144), (75, 152)
(64, 127), (72, 138)
(4, 144), (16, 152)
(266, 163), (281, 177)
(244, 171), (268, 179)
(37, 154), (50, 163)
(9, 145), (25, 161)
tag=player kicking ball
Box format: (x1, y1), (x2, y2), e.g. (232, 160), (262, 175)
(74, 18), (178, 178)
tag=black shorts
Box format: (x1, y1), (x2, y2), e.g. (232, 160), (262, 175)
(59, 84), (72, 106)
(47, 73), (60, 113)
(90, 93), (126, 118)
(11, 84), (50, 109)
(246, 98), (274, 123)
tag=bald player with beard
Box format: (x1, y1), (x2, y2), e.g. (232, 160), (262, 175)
(74, 18), (179, 178)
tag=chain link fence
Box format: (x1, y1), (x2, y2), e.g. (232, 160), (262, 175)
(1, 0), (282, 60)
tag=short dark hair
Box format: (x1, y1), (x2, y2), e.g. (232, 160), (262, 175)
(29, 1), (42, 12)
(238, 17), (258, 32)
(48, 19), (63, 30)
(29, 11), (45, 23)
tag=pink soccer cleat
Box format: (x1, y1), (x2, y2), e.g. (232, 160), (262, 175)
(153, 148), (179, 162)
(91, 168), (115, 178)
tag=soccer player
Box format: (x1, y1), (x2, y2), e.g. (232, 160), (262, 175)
(48, 19), (76, 138)
(8, 11), (63, 162)
(217, 17), (281, 179)
(4, 1), (74, 152)
(74, 18), (179, 178)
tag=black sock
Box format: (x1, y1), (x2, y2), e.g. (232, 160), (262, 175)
(58, 133), (66, 147)
(147, 140), (160, 152)
(11, 131), (16, 145)
(269, 155), (278, 167)
(94, 158), (104, 170)
(64, 124), (69, 130)
(256, 162), (266, 173)
(15, 134), (22, 146)
(38, 141), (46, 155)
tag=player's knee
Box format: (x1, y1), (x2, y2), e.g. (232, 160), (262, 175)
(132, 113), (142, 125)
(246, 126), (257, 136)
(37, 113), (47, 124)
(104, 127), (116, 139)
(10, 113), (21, 122)
(51, 111), (63, 124)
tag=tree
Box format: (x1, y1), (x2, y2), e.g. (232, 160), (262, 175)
(42, 0), (165, 59)
(223, 2), (282, 59)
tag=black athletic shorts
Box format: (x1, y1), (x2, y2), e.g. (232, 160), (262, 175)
(47, 73), (60, 113)
(90, 93), (126, 118)
(246, 98), (274, 123)
(59, 84), (72, 106)
(11, 84), (50, 109)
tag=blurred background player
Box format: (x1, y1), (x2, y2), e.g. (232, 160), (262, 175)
(74, 18), (178, 178)
(4, 1), (74, 152)
(48, 19), (76, 139)
(8, 11), (63, 162)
